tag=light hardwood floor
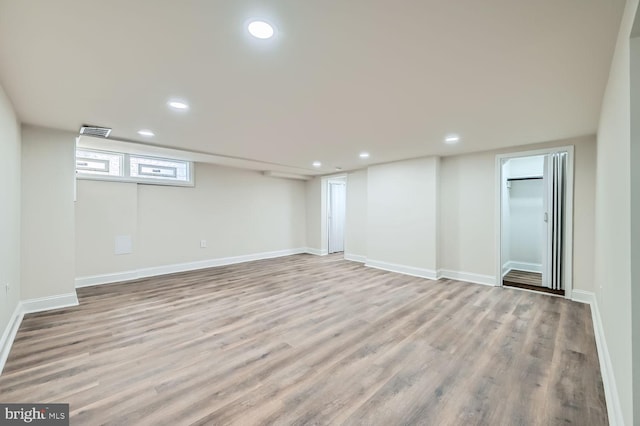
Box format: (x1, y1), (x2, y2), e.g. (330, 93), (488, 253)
(503, 270), (542, 287)
(0, 254), (606, 425)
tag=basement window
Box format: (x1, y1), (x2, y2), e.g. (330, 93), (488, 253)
(76, 149), (123, 177)
(76, 148), (193, 186)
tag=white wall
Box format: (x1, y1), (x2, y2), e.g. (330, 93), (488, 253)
(440, 135), (597, 290)
(367, 157), (439, 274)
(76, 163), (306, 278)
(508, 179), (544, 268)
(501, 155), (546, 273)
(332, 137), (594, 289)
(440, 150), (496, 277)
(75, 181), (139, 275)
(305, 177), (323, 253)
(631, 16), (640, 422)
(21, 126), (76, 300)
(572, 135), (597, 294)
(0, 84), (21, 337)
(505, 156), (544, 179)
(595, 0), (638, 423)
(345, 169), (367, 259)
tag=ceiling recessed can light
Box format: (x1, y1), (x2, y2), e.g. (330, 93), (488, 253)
(312, 161), (322, 168)
(248, 20), (275, 39)
(445, 135), (460, 143)
(137, 129), (155, 137)
(168, 100), (189, 110)
(359, 152), (370, 159)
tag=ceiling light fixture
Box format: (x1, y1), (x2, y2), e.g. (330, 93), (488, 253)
(137, 129), (155, 137)
(312, 161), (322, 168)
(168, 100), (189, 110)
(359, 152), (370, 159)
(445, 134), (460, 144)
(248, 20), (275, 39)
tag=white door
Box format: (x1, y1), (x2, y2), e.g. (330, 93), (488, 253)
(328, 182), (346, 254)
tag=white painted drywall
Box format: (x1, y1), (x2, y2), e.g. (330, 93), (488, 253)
(595, 0), (638, 423)
(21, 125), (76, 299)
(501, 155), (545, 273)
(439, 135), (597, 289)
(572, 139), (597, 294)
(0, 84), (21, 336)
(508, 179), (544, 267)
(75, 163), (306, 277)
(631, 18), (640, 423)
(75, 181), (139, 276)
(305, 177), (322, 253)
(367, 157), (439, 272)
(345, 170), (367, 259)
(440, 150), (496, 276)
(505, 156), (544, 179)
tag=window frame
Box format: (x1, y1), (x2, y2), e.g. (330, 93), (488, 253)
(76, 148), (195, 187)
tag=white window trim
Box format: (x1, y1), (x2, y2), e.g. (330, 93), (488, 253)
(76, 148), (195, 187)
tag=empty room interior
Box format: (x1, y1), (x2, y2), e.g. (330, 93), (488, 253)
(0, 0), (639, 425)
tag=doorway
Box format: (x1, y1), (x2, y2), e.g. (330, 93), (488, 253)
(497, 148), (574, 297)
(327, 178), (346, 254)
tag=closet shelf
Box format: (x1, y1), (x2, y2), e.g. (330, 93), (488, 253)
(507, 176), (543, 181)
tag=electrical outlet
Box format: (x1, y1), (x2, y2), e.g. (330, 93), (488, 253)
(200, 240), (207, 248)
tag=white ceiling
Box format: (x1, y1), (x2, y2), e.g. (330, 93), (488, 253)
(0, 0), (625, 175)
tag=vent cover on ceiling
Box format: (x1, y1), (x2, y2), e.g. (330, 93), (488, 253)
(79, 125), (112, 138)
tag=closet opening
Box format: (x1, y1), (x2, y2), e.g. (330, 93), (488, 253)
(496, 147), (574, 298)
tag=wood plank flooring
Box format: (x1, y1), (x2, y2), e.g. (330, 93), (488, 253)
(503, 270), (543, 287)
(503, 270), (565, 296)
(0, 254), (607, 425)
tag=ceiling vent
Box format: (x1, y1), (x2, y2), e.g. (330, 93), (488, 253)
(79, 125), (112, 138)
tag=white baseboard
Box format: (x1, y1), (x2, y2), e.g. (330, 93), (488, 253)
(365, 259), (437, 280)
(362, 259), (495, 286)
(0, 302), (24, 375)
(504, 261), (542, 274)
(305, 247), (328, 256)
(344, 253), (366, 263)
(571, 290), (623, 426)
(570, 289), (593, 305)
(0, 292), (79, 374)
(502, 262), (510, 277)
(21, 293), (79, 314)
(76, 248), (309, 288)
(437, 270), (496, 286)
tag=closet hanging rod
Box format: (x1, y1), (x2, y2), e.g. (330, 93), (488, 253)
(507, 176), (543, 181)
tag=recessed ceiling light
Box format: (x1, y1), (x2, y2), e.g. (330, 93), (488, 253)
(168, 100), (189, 110)
(248, 21), (274, 39)
(312, 161), (322, 168)
(137, 129), (155, 137)
(359, 152), (370, 159)
(445, 135), (460, 144)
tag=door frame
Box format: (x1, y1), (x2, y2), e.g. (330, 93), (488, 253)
(494, 145), (574, 299)
(320, 174), (348, 255)
(327, 179), (347, 254)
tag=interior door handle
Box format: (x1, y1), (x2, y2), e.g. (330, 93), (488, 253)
(544, 212), (548, 222)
